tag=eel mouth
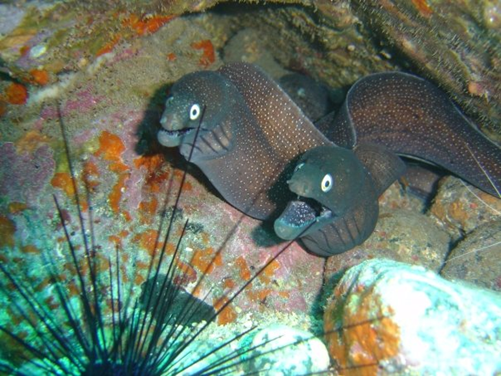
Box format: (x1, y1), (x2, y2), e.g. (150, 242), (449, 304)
(274, 196), (332, 240)
(157, 127), (195, 147)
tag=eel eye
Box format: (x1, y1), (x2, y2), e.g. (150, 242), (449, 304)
(294, 162), (305, 172)
(321, 174), (333, 192)
(189, 104), (201, 120)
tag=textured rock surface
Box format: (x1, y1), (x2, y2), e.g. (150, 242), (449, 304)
(429, 176), (501, 240)
(240, 324), (331, 375)
(0, 16), (325, 359)
(1, 1), (499, 138)
(324, 181), (451, 284)
(325, 209), (450, 279)
(324, 259), (501, 375)
(441, 220), (501, 291)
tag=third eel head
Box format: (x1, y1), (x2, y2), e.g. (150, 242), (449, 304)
(158, 70), (238, 162)
(274, 145), (368, 240)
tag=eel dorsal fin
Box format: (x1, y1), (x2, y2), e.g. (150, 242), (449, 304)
(354, 143), (406, 195)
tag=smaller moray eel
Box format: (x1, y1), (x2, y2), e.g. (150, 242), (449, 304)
(278, 73), (335, 122)
(324, 71), (501, 196)
(274, 144), (405, 256)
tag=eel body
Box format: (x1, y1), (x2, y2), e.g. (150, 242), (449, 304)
(158, 63), (331, 220)
(325, 72), (501, 196)
(158, 63), (500, 256)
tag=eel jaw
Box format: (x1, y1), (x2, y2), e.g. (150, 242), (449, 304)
(157, 127), (195, 147)
(274, 197), (333, 240)
(157, 111), (196, 147)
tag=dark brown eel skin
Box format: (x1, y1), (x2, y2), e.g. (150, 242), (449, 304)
(157, 63), (500, 256)
(324, 71), (500, 197)
(157, 63), (331, 221)
(274, 144), (405, 256)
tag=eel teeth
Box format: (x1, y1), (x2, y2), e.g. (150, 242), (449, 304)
(160, 127), (195, 137)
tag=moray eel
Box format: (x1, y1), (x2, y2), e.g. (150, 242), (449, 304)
(274, 144), (405, 256)
(278, 73), (335, 122)
(324, 71), (501, 196)
(158, 63), (331, 220)
(158, 63), (499, 256)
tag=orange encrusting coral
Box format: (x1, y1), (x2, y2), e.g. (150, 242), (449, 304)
(93, 131), (131, 216)
(134, 273), (146, 286)
(247, 289), (272, 304)
(0, 216), (17, 248)
(191, 40), (216, 67)
(96, 34), (121, 57)
(122, 14), (175, 36)
(235, 255), (251, 281)
(94, 131), (126, 162)
(108, 230), (129, 249)
(34, 276), (53, 292)
(139, 198), (158, 224)
(29, 69), (50, 86)
(5, 83), (28, 105)
(132, 229), (160, 256)
(21, 245), (41, 254)
(258, 259), (280, 284)
(223, 278), (236, 289)
(412, 0), (433, 16)
(108, 174), (130, 216)
(15, 130), (50, 153)
(83, 160), (100, 191)
(325, 290), (400, 376)
(51, 172), (76, 198)
(213, 296), (237, 325)
(191, 247), (222, 275)
(133, 154), (169, 193)
(173, 259), (197, 285)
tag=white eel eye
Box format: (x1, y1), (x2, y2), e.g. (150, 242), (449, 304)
(321, 174), (333, 192)
(294, 162), (305, 172)
(189, 104), (201, 120)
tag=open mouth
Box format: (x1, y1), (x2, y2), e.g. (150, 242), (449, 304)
(274, 196), (332, 240)
(160, 127), (195, 137)
(157, 127), (195, 147)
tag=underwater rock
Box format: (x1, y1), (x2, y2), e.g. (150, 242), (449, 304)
(399, 164), (445, 202)
(349, 0), (501, 134)
(0, 15), (325, 337)
(0, 142), (55, 207)
(239, 324), (331, 375)
(0, 4), (25, 36)
(140, 274), (216, 325)
(429, 175), (501, 241)
(223, 28), (288, 78)
(378, 179), (428, 213)
(324, 209), (450, 281)
(441, 219), (501, 292)
(324, 259), (501, 375)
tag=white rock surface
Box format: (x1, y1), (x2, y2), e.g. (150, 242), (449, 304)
(324, 259), (501, 375)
